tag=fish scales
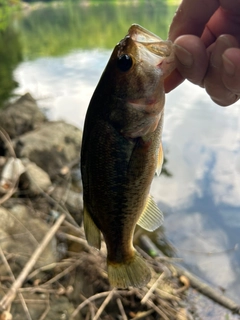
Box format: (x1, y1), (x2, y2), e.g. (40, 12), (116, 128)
(81, 24), (175, 288)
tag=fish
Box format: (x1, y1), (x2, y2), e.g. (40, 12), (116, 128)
(80, 24), (175, 288)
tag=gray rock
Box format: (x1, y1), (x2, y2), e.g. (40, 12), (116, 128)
(0, 205), (58, 278)
(21, 159), (52, 194)
(51, 186), (83, 224)
(14, 121), (82, 177)
(0, 93), (46, 139)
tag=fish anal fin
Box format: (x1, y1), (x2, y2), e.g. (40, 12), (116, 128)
(137, 195), (164, 231)
(107, 250), (151, 288)
(83, 206), (101, 250)
(156, 143), (163, 176)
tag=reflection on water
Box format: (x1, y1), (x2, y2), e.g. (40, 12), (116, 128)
(9, 0), (240, 307)
(153, 83), (240, 211)
(13, 50), (110, 127)
(151, 83), (240, 300)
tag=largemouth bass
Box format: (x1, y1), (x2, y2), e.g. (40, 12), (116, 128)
(81, 24), (175, 288)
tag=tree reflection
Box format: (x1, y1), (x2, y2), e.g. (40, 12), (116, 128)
(0, 26), (22, 106)
(18, 1), (176, 58)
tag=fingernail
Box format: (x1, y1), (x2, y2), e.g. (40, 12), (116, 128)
(175, 45), (193, 67)
(222, 54), (235, 76)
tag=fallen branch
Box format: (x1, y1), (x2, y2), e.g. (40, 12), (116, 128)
(116, 298), (128, 320)
(0, 214), (65, 311)
(61, 220), (84, 236)
(136, 290), (170, 320)
(92, 289), (116, 320)
(27, 259), (73, 280)
(141, 272), (166, 304)
(57, 232), (90, 252)
(71, 290), (115, 318)
(131, 309), (154, 320)
(38, 293), (50, 320)
(42, 258), (81, 286)
(0, 128), (16, 158)
(0, 247), (32, 320)
(140, 234), (240, 315)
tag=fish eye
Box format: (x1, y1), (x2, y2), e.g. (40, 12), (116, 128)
(117, 54), (133, 72)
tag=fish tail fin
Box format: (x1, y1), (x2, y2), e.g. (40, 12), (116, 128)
(107, 250), (151, 288)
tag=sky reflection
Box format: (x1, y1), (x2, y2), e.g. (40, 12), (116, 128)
(13, 50), (110, 128)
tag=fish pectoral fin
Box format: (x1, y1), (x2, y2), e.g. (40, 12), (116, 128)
(155, 143), (163, 176)
(83, 206), (101, 250)
(137, 195), (164, 231)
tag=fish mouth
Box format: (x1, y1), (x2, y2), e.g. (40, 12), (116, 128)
(128, 24), (173, 59)
(128, 24), (163, 44)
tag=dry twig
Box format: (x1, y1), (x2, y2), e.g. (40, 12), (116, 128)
(0, 128), (16, 158)
(78, 293), (98, 318)
(38, 293), (50, 320)
(27, 259), (75, 280)
(131, 309), (154, 320)
(62, 220), (84, 235)
(0, 247), (32, 320)
(0, 214), (65, 311)
(57, 232), (90, 251)
(42, 258), (81, 286)
(92, 289), (116, 320)
(141, 272), (166, 304)
(71, 291), (116, 318)
(116, 298), (128, 320)
(138, 290), (170, 320)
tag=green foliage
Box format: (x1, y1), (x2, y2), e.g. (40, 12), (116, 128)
(0, 26), (22, 106)
(0, 0), (20, 31)
(17, 1), (177, 59)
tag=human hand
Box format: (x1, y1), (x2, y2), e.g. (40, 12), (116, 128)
(165, 0), (240, 106)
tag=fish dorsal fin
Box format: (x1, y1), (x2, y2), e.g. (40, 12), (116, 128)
(137, 195), (164, 231)
(155, 143), (163, 176)
(83, 206), (101, 250)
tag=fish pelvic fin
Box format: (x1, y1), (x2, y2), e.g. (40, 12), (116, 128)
(83, 205), (101, 250)
(155, 143), (163, 176)
(107, 250), (151, 288)
(137, 195), (164, 231)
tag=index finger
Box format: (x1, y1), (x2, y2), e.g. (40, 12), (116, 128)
(201, 0), (240, 46)
(168, 0), (219, 41)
